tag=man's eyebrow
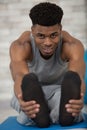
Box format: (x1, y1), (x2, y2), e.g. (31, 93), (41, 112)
(51, 32), (59, 35)
(36, 32), (59, 35)
(36, 33), (45, 36)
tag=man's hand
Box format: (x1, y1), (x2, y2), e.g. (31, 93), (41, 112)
(65, 93), (84, 116)
(18, 94), (40, 118)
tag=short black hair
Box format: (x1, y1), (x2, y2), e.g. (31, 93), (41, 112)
(29, 2), (63, 26)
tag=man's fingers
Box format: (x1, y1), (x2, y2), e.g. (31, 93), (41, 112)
(69, 99), (83, 106)
(29, 114), (36, 118)
(25, 107), (40, 118)
(72, 112), (79, 117)
(18, 94), (37, 108)
(69, 93), (84, 105)
(66, 107), (81, 113)
(80, 93), (84, 100)
(25, 108), (39, 115)
(17, 94), (40, 118)
(66, 103), (83, 110)
(22, 103), (40, 112)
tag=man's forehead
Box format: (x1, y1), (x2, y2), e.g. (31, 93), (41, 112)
(32, 24), (61, 33)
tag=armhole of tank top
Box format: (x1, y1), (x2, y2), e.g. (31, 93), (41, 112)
(28, 33), (36, 67)
(57, 34), (68, 66)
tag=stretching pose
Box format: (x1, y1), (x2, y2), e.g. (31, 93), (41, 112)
(10, 2), (85, 128)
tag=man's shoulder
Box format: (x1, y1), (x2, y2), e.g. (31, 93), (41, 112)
(18, 31), (31, 43)
(10, 31), (32, 54)
(10, 31), (31, 49)
(10, 31), (33, 62)
(63, 38), (84, 50)
(61, 30), (83, 50)
(62, 37), (84, 61)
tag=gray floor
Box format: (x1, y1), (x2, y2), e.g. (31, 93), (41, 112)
(0, 99), (18, 124)
(0, 78), (18, 123)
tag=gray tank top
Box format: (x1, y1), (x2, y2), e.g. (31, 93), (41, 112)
(28, 34), (68, 88)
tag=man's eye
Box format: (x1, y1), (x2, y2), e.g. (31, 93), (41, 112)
(50, 33), (58, 39)
(37, 34), (45, 39)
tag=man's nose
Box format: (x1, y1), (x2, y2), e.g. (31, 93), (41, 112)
(44, 37), (52, 46)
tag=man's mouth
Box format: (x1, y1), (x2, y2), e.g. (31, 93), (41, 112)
(42, 48), (53, 54)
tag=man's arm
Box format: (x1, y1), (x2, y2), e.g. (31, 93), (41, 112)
(62, 30), (86, 93)
(62, 40), (85, 93)
(10, 32), (32, 97)
(10, 32), (40, 118)
(62, 39), (85, 116)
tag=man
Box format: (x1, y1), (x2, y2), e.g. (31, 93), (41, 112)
(10, 2), (85, 128)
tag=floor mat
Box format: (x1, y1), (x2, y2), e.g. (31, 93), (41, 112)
(0, 116), (87, 130)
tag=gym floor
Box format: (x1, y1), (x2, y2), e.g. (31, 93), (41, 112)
(0, 93), (87, 130)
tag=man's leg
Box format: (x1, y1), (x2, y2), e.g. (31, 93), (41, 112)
(59, 71), (81, 126)
(11, 95), (35, 126)
(21, 73), (51, 128)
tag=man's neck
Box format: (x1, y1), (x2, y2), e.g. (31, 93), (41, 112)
(39, 51), (53, 60)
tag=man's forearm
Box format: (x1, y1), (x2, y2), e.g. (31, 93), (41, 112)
(14, 73), (26, 98)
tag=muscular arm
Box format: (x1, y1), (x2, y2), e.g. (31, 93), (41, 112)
(62, 31), (86, 94)
(63, 42), (85, 94)
(10, 32), (41, 120)
(59, 36), (86, 125)
(10, 31), (32, 97)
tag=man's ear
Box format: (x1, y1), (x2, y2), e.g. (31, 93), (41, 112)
(31, 26), (34, 34)
(60, 24), (62, 31)
(58, 24), (62, 35)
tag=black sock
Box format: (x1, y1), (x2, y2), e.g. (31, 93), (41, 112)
(21, 73), (51, 128)
(59, 71), (81, 126)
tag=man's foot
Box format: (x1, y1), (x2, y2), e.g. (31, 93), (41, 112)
(59, 71), (81, 126)
(21, 73), (51, 128)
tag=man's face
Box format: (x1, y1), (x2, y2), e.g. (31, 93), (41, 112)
(31, 24), (62, 59)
